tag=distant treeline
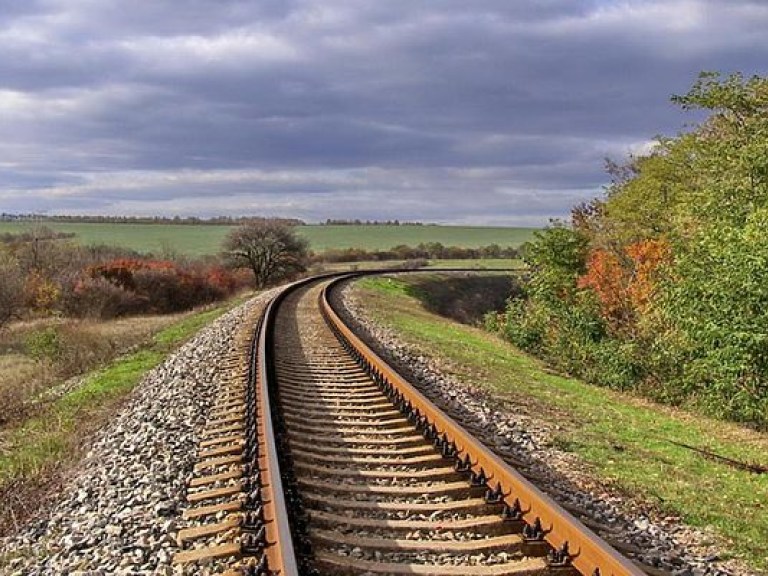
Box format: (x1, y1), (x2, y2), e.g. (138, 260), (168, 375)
(0, 214), (438, 227)
(0, 214), (305, 226)
(322, 219), (427, 226)
(313, 242), (518, 263)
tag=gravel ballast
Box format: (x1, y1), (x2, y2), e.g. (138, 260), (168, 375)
(337, 278), (755, 576)
(0, 278), (755, 576)
(0, 290), (278, 575)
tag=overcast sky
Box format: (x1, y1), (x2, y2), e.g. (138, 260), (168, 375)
(1, 0), (766, 225)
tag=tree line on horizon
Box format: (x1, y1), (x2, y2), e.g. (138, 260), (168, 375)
(0, 215), (437, 227)
(0, 214), (306, 226)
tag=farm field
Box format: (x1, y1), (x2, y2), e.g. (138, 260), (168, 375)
(317, 258), (524, 272)
(297, 225), (535, 251)
(0, 222), (536, 256)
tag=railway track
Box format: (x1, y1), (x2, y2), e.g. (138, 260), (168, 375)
(174, 274), (648, 576)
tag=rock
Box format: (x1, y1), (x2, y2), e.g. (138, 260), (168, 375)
(153, 501), (176, 517)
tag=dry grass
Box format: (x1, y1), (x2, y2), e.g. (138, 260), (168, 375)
(0, 313), (186, 428)
(0, 294), (249, 536)
(0, 355), (49, 425)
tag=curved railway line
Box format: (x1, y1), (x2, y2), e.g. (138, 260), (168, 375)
(174, 273), (651, 576)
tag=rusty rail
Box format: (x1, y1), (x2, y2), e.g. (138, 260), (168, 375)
(255, 288), (301, 575)
(320, 274), (645, 576)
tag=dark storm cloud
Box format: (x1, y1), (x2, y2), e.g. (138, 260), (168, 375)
(1, 1), (767, 223)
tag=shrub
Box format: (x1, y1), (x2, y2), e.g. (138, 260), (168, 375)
(62, 276), (146, 319)
(133, 267), (221, 313)
(25, 327), (61, 361)
(24, 272), (61, 316)
(387, 259), (428, 270)
(87, 258), (234, 315)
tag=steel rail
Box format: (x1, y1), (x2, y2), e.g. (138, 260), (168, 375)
(320, 274), (645, 576)
(254, 277), (323, 576)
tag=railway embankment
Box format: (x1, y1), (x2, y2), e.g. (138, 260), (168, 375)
(0, 290), (277, 574)
(340, 274), (767, 576)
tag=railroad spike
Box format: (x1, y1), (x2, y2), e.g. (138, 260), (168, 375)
(501, 498), (523, 522)
(245, 487), (261, 508)
(242, 473), (260, 491)
(471, 467), (488, 486)
(455, 453), (473, 473)
(240, 529), (265, 554)
(485, 482), (504, 504)
(523, 517), (545, 541)
(242, 507), (264, 529)
(547, 541), (571, 567)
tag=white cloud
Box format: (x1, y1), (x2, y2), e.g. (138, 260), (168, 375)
(0, 0), (766, 223)
(118, 30), (302, 72)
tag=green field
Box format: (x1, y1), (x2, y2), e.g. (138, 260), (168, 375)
(0, 222), (536, 256)
(317, 259), (524, 272)
(297, 225), (535, 251)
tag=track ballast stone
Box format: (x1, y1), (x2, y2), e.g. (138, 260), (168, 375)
(0, 290), (277, 576)
(338, 278), (755, 576)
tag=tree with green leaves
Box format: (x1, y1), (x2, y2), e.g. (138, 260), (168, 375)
(491, 71), (768, 427)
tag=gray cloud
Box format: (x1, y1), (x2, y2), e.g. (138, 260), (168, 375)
(1, 0), (767, 224)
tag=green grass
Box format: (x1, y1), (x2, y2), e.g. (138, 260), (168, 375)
(425, 258), (524, 270)
(299, 225), (536, 251)
(0, 296), (245, 486)
(355, 276), (768, 573)
(0, 222), (233, 257)
(0, 222), (536, 256)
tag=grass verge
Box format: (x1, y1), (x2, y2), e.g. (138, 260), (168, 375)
(0, 293), (252, 530)
(355, 276), (768, 573)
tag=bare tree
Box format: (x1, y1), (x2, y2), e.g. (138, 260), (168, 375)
(0, 250), (24, 326)
(223, 220), (309, 288)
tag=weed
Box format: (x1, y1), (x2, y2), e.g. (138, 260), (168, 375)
(24, 328), (60, 361)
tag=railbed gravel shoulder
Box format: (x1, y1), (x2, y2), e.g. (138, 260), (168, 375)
(337, 278), (756, 576)
(0, 289), (278, 576)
